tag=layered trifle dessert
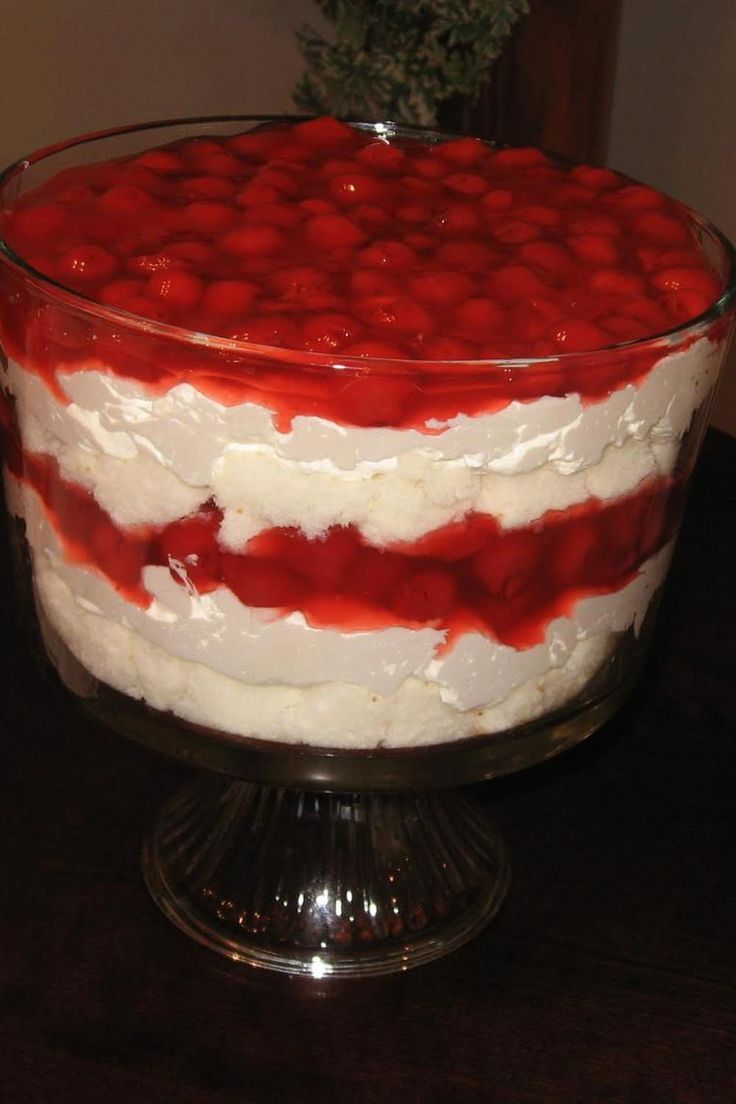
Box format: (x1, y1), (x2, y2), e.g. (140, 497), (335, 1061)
(0, 117), (732, 749)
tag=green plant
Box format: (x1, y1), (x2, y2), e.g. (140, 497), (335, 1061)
(294, 0), (529, 127)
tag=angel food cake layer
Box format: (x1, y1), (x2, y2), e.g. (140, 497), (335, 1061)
(0, 117), (729, 747)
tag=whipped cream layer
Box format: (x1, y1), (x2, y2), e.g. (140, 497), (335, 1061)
(2, 331), (719, 748)
(11, 473), (670, 745)
(5, 336), (721, 543)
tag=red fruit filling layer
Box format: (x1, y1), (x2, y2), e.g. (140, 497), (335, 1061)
(0, 117), (726, 430)
(7, 437), (681, 650)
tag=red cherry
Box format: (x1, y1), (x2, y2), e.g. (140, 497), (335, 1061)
(353, 204), (391, 228)
(97, 185), (154, 215)
(650, 266), (721, 298)
(157, 511), (221, 592)
(227, 128), (285, 157)
(304, 214), (367, 249)
(220, 224), (285, 257)
(569, 234), (620, 266)
(185, 175), (237, 200)
(319, 158), (359, 180)
(492, 146), (548, 168)
(569, 212), (620, 237)
(395, 203), (431, 224)
(328, 173), (386, 206)
(299, 197), (337, 216)
(293, 116), (356, 147)
(118, 296), (171, 323)
(422, 336), (476, 360)
(394, 570), (458, 621)
(356, 142), (405, 173)
(436, 138), (485, 166)
(199, 152), (244, 178)
(202, 279), (259, 316)
(136, 149), (185, 174)
(491, 219), (539, 244)
(351, 551), (408, 605)
(167, 240), (219, 266)
(601, 314), (649, 341)
(453, 297), (504, 339)
(99, 277), (144, 305)
(257, 168), (301, 196)
(516, 204), (561, 227)
(663, 289), (712, 323)
(607, 184), (664, 210)
(269, 264), (333, 297)
(411, 156), (446, 179)
(547, 319), (609, 352)
(473, 532), (538, 598)
(301, 311), (361, 352)
(403, 232), (434, 252)
(239, 203), (303, 229)
(236, 183), (280, 207)
(410, 271), (474, 306)
(589, 269), (646, 297)
(89, 525), (146, 591)
(550, 520), (600, 584)
(620, 296), (669, 330)
(57, 244), (119, 283)
(350, 269), (402, 298)
(492, 264), (551, 303)
(127, 251), (187, 275)
(444, 173), (488, 197)
(435, 241), (496, 271)
(357, 240), (416, 269)
(518, 240), (571, 276)
(655, 248), (701, 268)
(481, 189), (514, 211)
(146, 270), (203, 310)
(229, 314), (299, 347)
(181, 138), (227, 165)
(341, 339), (405, 358)
(634, 212), (689, 244)
(433, 206), (481, 234)
(570, 166), (620, 190)
(356, 295), (435, 335)
(291, 526), (358, 589)
(182, 201), (236, 233)
(334, 372), (415, 426)
(221, 555), (303, 608)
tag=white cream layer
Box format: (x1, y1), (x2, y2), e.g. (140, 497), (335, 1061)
(11, 476), (671, 746)
(4, 336), (721, 543)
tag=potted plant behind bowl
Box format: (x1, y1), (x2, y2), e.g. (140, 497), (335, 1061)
(294, 0), (622, 163)
(294, 0), (530, 130)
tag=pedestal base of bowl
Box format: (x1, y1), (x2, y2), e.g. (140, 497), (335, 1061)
(142, 775), (509, 978)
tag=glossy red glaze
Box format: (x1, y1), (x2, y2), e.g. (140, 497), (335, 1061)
(0, 117), (725, 430)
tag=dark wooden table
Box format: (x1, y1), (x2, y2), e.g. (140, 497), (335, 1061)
(2, 430), (735, 1104)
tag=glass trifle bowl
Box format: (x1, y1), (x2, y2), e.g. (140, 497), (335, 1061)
(1, 116), (734, 977)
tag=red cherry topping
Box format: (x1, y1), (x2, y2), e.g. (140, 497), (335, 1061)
(1, 117), (724, 433)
